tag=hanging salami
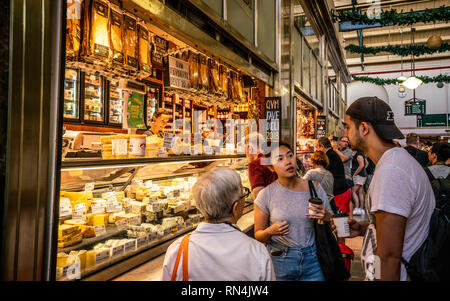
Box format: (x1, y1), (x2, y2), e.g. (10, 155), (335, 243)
(66, 0), (84, 59)
(237, 73), (244, 101)
(124, 14), (138, 70)
(109, 8), (124, 64)
(138, 24), (151, 72)
(188, 50), (198, 90)
(208, 59), (219, 93)
(89, 0), (110, 59)
(198, 54), (209, 91)
(219, 65), (227, 97)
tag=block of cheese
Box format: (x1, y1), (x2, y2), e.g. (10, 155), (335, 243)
(115, 191), (125, 202)
(92, 214), (108, 227)
(69, 250), (87, 272)
(86, 213), (93, 226)
(80, 225), (96, 238)
(130, 201), (146, 214)
(58, 227), (82, 243)
(57, 233), (83, 248)
(64, 219), (87, 226)
(58, 224), (79, 237)
(57, 252), (69, 268)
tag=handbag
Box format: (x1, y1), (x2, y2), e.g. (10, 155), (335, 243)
(308, 180), (351, 281)
(171, 234), (191, 281)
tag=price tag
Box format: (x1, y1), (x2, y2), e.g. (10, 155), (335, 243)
(125, 240), (136, 253)
(91, 203), (106, 214)
(163, 133), (175, 149)
(74, 203), (86, 212)
(61, 260), (81, 280)
(112, 139), (128, 156)
(103, 192), (117, 202)
(132, 179), (144, 186)
(136, 235), (148, 249)
(84, 182), (95, 191)
(111, 244), (125, 259)
(106, 201), (122, 213)
(116, 218), (128, 230)
(95, 249), (110, 265)
(59, 205), (72, 217)
(72, 209), (86, 221)
(94, 224), (107, 237)
(158, 147), (168, 158)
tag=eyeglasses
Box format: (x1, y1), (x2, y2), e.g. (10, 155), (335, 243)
(230, 187), (251, 213)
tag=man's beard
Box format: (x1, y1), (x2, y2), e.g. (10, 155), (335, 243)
(351, 131), (369, 153)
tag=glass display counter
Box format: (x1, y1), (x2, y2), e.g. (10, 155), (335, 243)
(56, 155), (250, 281)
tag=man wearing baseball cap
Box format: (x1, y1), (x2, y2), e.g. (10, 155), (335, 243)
(342, 96), (435, 281)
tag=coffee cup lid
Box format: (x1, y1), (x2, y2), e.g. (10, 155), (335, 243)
(334, 213), (348, 218)
(309, 198), (322, 205)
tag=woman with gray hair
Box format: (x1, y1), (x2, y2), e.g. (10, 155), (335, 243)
(161, 167), (276, 281)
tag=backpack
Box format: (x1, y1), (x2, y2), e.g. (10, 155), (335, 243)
(401, 166), (450, 281)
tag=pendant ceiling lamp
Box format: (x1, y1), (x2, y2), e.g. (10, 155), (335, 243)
(403, 27), (423, 90)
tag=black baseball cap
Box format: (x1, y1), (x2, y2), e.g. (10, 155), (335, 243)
(346, 96), (404, 140)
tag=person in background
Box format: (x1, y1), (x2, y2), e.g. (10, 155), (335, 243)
(162, 167), (276, 281)
(404, 133), (429, 167)
(245, 133), (277, 199)
(344, 96), (434, 281)
(144, 108), (170, 138)
(427, 142), (450, 180)
(334, 136), (353, 187)
(254, 142), (333, 281)
(350, 146), (367, 216)
(364, 156), (376, 194)
(303, 151), (334, 205)
(316, 137), (352, 218)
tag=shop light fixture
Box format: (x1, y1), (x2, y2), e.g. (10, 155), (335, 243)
(402, 76), (423, 90)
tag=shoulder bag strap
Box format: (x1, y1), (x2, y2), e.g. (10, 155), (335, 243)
(171, 234), (191, 281)
(424, 167), (435, 182)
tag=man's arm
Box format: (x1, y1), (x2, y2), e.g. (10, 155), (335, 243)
(335, 149), (350, 163)
(375, 210), (406, 281)
(353, 155), (365, 176)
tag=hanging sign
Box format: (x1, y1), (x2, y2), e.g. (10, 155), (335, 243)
(164, 56), (190, 90)
(417, 113), (448, 127)
(316, 115), (327, 138)
(264, 97), (281, 143)
(124, 91), (146, 129)
(405, 100), (426, 115)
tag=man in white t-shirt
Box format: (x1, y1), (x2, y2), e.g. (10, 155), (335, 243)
(343, 96), (435, 281)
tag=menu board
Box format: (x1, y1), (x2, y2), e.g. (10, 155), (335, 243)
(164, 56), (190, 90)
(264, 97), (281, 143)
(405, 100), (426, 115)
(151, 35), (168, 68)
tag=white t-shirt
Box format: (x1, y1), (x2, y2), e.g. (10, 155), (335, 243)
(364, 147), (435, 281)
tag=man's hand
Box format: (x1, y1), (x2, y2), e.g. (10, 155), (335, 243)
(348, 219), (364, 237)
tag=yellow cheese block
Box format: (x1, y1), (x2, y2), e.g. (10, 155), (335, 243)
(64, 219), (87, 226)
(135, 191), (145, 201)
(58, 227), (82, 243)
(115, 191), (125, 202)
(57, 252), (69, 268)
(58, 224), (78, 237)
(80, 225), (96, 238)
(86, 250), (96, 269)
(78, 250), (87, 272)
(92, 214), (108, 227)
(57, 233), (83, 248)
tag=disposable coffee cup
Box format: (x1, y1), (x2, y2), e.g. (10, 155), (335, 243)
(308, 198), (322, 215)
(333, 213), (350, 238)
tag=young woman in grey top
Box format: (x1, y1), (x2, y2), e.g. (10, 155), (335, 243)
(254, 142), (333, 281)
(303, 151), (334, 203)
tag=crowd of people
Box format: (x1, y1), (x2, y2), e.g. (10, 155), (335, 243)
(161, 96), (449, 282)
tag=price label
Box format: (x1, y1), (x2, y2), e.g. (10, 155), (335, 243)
(95, 249), (110, 265)
(91, 203), (106, 214)
(106, 201), (122, 213)
(158, 147), (168, 158)
(132, 179), (144, 186)
(163, 133), (175, 149)
(111, 244), (125, 259)
(61, 260), (81, 280)
(116, 218), (128, 230)
(72, 209), (86, 221)
(125, 240), (136, 253)
(84, 182), (95, 191)
(103, 192), (117, 202)
(74, 203), (86, 212)
(94, 224), (107, 237)
(136, 235), (148, 249)
(59, 205), (72, 217)
(112, 139), (128, 156)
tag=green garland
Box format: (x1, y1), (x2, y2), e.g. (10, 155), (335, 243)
(345, 43), (450, 56)
(352, 75), (450, 86)
(332, 6), (450, 26)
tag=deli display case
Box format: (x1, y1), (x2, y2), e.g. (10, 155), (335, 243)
(64, 68), (81, 121)
(108, 79), (124, 125)
(83, 72), (105, 123)
(56, 155), (250, 281)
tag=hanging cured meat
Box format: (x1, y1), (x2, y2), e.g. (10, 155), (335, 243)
(109, 8), (124, 64)
(208, 59), (219, 93)
(124, 15), (138, 70)
(66, 0), (83, 59)
(138, 24), (151, 72)
(90, 0), (110, 59)
(198, 54), (209, 91)
(237, 73), (244, 101)
(219, 65), (227, 97)
(188, 50), (198, 90)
